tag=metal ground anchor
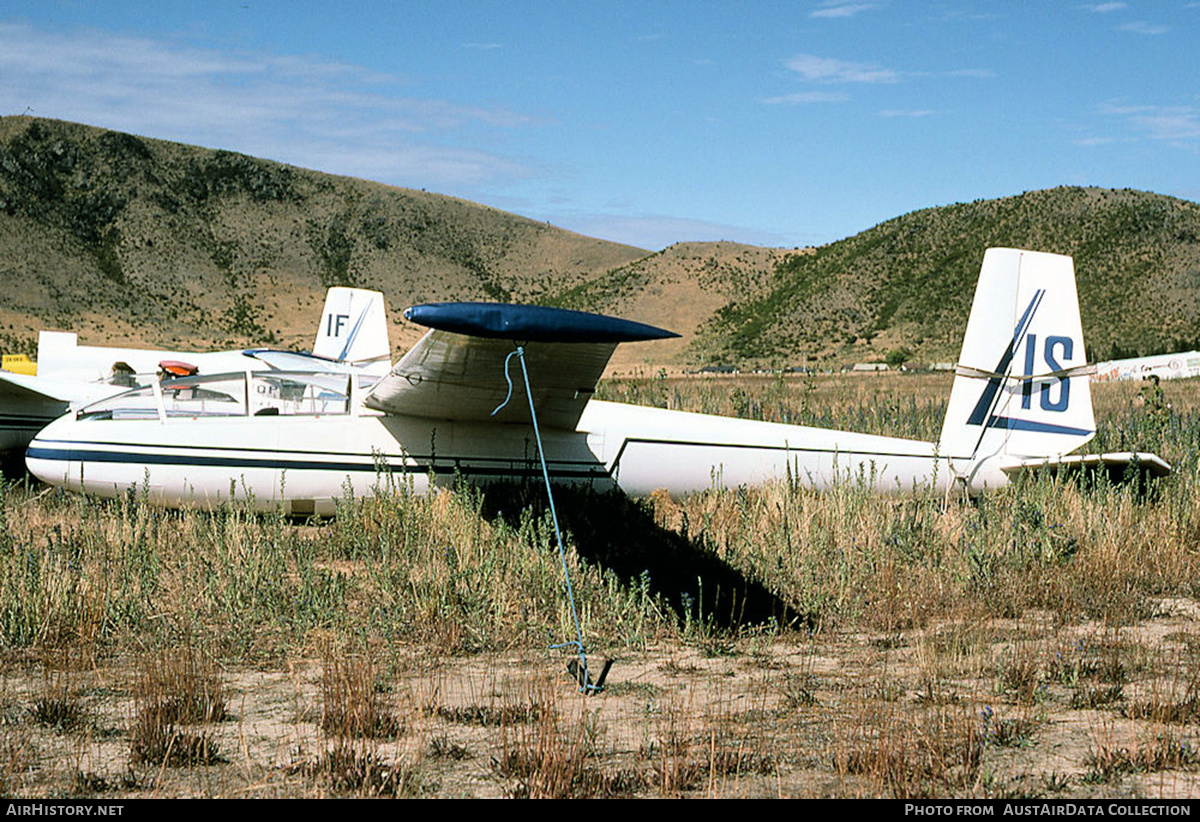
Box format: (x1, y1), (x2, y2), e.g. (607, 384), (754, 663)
(567, 657), (614, 694)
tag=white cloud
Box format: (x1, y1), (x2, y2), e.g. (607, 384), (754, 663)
(1132, 110), (1200, 140)
(0, 22), (542, 190)
(1117, 20), (1169, 34)
(784, 53), (899, 83)
(1085, 2), (1128, 12)
(810, 3), (879, 19)
(762, 91), (850, 104)
(879, 109), (934, 118)
(1100, 102), (1200, 142)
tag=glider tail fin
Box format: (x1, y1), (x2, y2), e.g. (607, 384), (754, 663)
(312, 287), (391, 372)
(937, 248), (1096, 468)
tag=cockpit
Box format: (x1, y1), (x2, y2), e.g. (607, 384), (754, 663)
(76, 371), (371, 421)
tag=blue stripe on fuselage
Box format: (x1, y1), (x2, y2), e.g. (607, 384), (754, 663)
(25, 443), (609, 480)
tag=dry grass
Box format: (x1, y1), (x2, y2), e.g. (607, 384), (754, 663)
(128, 646), (226, 768)
(4, 373), (1200, 797)
(290, 742), (425, 798)
(492, 688), (644, 799)
(320, 653), (403, 740)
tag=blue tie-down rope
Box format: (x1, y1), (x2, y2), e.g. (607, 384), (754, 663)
(492, 346), (608, 693)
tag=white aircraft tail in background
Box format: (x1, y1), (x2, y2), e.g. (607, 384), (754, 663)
(310, 287), (391, 375)
(3, 287), (390, 467)
(27, 249), (1170, 512)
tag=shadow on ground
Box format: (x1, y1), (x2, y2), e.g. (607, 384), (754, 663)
(477, 482), (809, 633)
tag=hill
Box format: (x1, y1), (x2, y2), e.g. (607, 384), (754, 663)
(3, 118), (1199, 374)
(689, 187), (1200, 367)
(0, 116), (649, 358)
(545, 241), (793, 370)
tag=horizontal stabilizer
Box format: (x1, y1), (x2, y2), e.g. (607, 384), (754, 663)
(1001, 451), (1172, 483)
(242, 349), (371, 373)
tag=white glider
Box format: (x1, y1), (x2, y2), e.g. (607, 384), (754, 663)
(2, 287), (389, 460)
(26, 249), (1169, 513)
(1094, 350), (1200, 383)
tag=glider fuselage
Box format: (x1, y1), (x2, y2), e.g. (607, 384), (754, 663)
(27, 397), (970, 515)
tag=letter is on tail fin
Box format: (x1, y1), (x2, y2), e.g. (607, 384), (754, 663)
(312, 288), (390, 373)
(938, 249), (1097, 483)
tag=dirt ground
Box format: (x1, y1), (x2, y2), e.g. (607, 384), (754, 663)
(7, 595), (1200, 799)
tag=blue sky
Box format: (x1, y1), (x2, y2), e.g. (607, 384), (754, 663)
(2, 2), (1198, 249)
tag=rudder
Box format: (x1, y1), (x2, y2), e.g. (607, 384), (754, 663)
(937, 249), (1095, 470)
(312, 287), (390, 372)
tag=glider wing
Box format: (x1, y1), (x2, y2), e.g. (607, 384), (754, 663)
(364, 303), (677, 430)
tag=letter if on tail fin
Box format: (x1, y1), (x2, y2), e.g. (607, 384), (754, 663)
(312, 288), (390, 374)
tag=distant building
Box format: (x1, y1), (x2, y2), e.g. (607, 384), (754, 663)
(851, 363), (889, 373)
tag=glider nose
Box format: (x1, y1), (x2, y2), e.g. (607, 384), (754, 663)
(25, 414), (76, 489)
